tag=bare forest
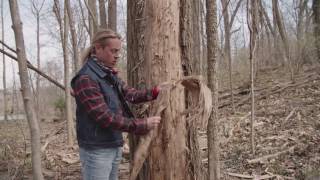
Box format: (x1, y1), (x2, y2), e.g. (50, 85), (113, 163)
(0, 0), (319, 179)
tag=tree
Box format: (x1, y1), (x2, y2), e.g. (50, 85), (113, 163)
(221, 0), (244, 113)
(1, 0), (7, 121)
(108, 0), (117, 31)
(99, 0), (107, 28)
(180, 0), (204, 179)
(313, 0), (320, 62)
(66, 0), (80, 73)
(53, 0), (73, 146)
(127, 0), (148, 179)
(143, 0), (188, 179)
(272, 0), (292, 79)
(248, 0), (258, 155)
(206, 0), (220, 178)
(9, 0), (44, 179)
(31, 0), (45, 118)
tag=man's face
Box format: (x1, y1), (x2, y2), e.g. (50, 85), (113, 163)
(95, 38), (121, 68)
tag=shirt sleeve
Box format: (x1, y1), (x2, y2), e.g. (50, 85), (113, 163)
(120, 80), (159, 104)
(72, 75), (149, 135)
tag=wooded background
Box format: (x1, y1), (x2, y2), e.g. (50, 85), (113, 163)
(0, 0), (319, 179)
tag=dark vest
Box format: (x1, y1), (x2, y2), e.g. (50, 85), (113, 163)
(71, 58), (126, 149)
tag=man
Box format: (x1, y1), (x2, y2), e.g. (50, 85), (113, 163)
(71, 29), (161, 180)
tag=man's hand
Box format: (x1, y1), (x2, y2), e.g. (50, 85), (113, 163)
(146, 116), (161, 130)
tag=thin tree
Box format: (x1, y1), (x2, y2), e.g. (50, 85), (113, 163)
(313, 0), (320, 62)
(84, 0), (97, 39)
(206, 0), (220, 179)
(99, 0), (107, 28)
(221, 0), (243, 114)
(53, 0), (73, 146)
(272, 0), (292, 79)
(108, 0), (117, 31)
(9, 0), (44, 179)
(31, 0), (45, 119)
(248, 0), (258, 155)
(66, 0), (80, 73)
(1, 0), (7, 121)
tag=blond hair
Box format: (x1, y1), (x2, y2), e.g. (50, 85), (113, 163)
(81, 28), (121, 64)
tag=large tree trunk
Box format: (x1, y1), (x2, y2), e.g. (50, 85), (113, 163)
(1, 0), (7, 121)
(206, 0), (220, 179)
(9, 0), (44, 179)
(180, 0), (203, 179)
(108, 0), (117, 31)
(127, 0), (147, 179)
(144, 0), (188, 179)
(313, 0), (320, 62)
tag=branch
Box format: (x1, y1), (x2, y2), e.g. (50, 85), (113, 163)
(230, 0), (244, 29)
(0, 40), (16, 53)
(0, 48), (65, 90)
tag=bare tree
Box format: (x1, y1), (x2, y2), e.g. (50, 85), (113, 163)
(9, 0), (44, 179)
(313, 0), (320, 62)
(221, 0), (244, 113)
(272, 0), (292, 79)
(1, 0), (7, 121)
(99, 0), (107, 28)
(108, 0), (117, 31)
(53, 0), (73, 146)
(206, 0), (220, 179)
(31, 0), (45, 118)
(66, 0), (80, 73)
(84, 0), (98, 38)
(248, 0), (258, 155)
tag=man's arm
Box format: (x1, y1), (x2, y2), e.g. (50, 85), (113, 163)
(73, 75), (148, 134)
(121, 81), (159, 104)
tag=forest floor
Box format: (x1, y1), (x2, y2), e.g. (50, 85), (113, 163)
(0, 65), (319, 180)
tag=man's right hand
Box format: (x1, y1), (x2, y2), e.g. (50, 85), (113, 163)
(146, 116), (161, 130)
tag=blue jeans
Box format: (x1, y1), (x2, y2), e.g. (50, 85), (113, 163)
(79, 147), (122, 180)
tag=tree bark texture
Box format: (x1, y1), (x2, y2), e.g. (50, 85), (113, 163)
(144, 0), (188, 179)
(206, 0), (220, 179)
(127, 0), (148, 179)
(313, 0), (320, 62)
(108, 0), (117, 31)
(9, 0), (44, 179)
(180, 0), (203, 179)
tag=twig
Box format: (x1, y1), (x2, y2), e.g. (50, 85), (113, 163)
(247, 146), (295, 164)
(227, 172), (275, 179)
(281, 108), (296, 127)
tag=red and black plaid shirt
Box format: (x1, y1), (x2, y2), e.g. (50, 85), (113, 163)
(72, 63), (159, 135)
